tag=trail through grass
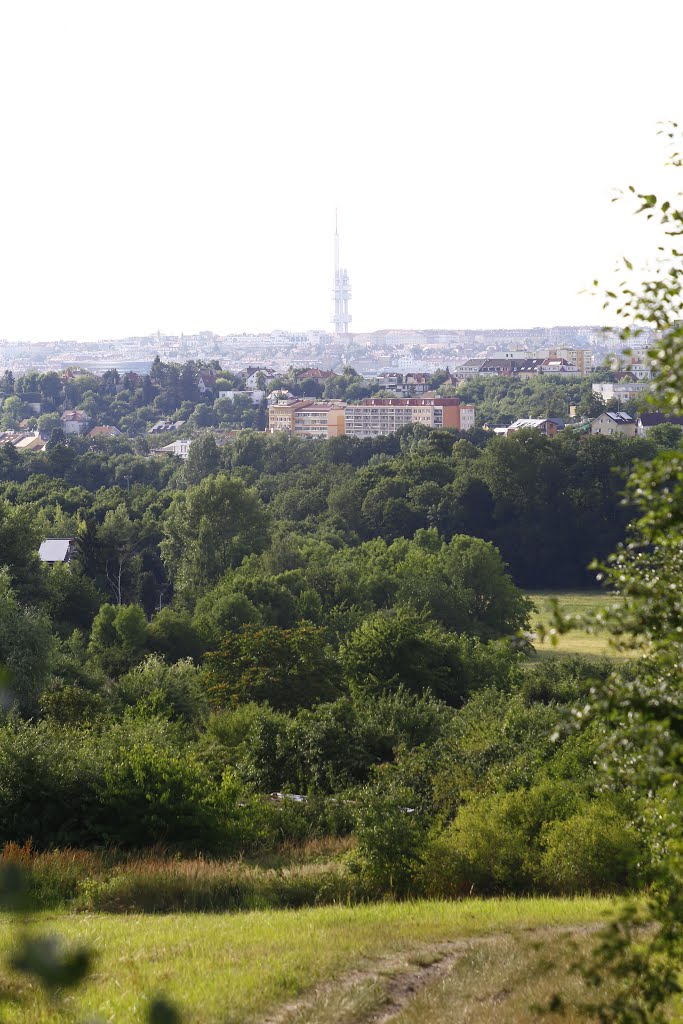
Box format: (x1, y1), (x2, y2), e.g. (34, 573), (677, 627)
(0, 898), (616, 1023)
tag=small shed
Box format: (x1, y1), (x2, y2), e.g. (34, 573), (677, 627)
(38, 538), (77, 564)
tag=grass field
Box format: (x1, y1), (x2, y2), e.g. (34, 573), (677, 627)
(0, 898), (619, 1023)
(526, 590), (627, 660)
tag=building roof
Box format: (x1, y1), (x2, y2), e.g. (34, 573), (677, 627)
(602, 411), (634, 424)
(508, 418), (551, 431)
(13, 433), (46, 451)
(39, 538), (74, 563)
(637, 413), (683, 427)
(61, 410), (89, 422)
(87, 425), (122, 436)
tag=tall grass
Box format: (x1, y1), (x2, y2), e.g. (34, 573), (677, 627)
(0, 839), (357, 913)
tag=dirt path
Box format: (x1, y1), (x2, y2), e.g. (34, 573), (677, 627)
(259, 924), (604, 1024)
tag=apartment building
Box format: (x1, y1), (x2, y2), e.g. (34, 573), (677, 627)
(592, 381), (649, 403)
(268, 400), (346, 438)
(344, 397), (475, 437)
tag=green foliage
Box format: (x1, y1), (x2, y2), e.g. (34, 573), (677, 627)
(348, 770), (428, 897)
(205, 622), (341, 711)
(0, 570), (53, 715)
(422, 781), (610, 896)
(0, 497), (44, 600)
(42, 562), (103, 635)
(161, 473), (269, 605)
(340, 606), (517, 705)
(540, 803), (641, 894)
(546, 130), (683, 1021)
(146, 607), (204, 662)
(113, 655), (209, 725)
(88, 602), (148, 675)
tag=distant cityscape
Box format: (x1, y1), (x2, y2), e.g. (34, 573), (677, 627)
(0, 323), (655, 378)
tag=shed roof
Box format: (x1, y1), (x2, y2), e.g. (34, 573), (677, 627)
(38, 538), (74, 563)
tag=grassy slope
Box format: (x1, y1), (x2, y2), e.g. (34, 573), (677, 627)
(526, 590), (626, 660)
(0, 898), (615, 1023)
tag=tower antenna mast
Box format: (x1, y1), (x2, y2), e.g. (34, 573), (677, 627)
(331, 210), (352, 334)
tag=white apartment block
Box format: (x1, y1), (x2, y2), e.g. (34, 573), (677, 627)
(592, 381), (649, 403)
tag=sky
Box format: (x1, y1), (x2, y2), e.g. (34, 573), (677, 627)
(1, 0), (682, 341)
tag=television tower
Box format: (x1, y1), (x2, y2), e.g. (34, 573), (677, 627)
(331, 210), (352, 334)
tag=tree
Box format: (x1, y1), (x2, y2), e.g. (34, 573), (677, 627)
(88, 602), (148, 676)
(37, 412), (61, 436)
(553, 130), (683, 1021)
(161, 474), (269, 605)
(0, 499), (45, 602)
(1, 395), (23, 429)
(340, 606), (516, 705)
(97, 504), (141, 605)
(183, 433), (221, 485)
(0, 569), (53, 715)
(204, 622), (341, 711)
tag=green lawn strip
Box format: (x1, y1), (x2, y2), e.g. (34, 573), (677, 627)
(0, 897), (615, 1023)
(526, 589), (626, 660)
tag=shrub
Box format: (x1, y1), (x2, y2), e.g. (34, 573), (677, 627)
(540, 803), (642, 893)
(347, 771), (428, 897)
(112, 655), (209, 726)
(93, 718), (243, 851)
(421, 781), (583, 896)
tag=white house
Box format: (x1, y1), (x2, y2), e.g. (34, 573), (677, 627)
(240, 367), (277, 391)
(60, 410), (90, 434)
(151, 438), (193, 459)
(218, 390), (265, 404)
(590, 411), (636, 437)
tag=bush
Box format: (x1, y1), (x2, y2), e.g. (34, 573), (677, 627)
(0, 716), (251, 853)
(540, 804), (642, 893)
(111, 655), (209, 726)
(421, 781), (583, 896)
(347, 771), (428, 897)
(93, 718), (243, 850)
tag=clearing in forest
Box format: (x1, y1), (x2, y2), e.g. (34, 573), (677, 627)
(526, 590), (626, 660)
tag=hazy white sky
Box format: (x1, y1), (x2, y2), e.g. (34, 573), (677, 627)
(1, 0), (682, 341)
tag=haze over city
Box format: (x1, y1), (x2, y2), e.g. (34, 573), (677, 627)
(1, 0), (681, 342)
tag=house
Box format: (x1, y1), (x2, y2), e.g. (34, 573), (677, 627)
(17, 392), (43, 414)
(267, 389), (294, 404)
(60, 410), (90, 434)
(87, 425), (122, 437)
(218, 390), (265, 405)
(539, 358), (581, 375)
(196, 370), (217, 395)
(590, 411), (636, 437)
(147, 419), (186, 434)
(403, 373), (431, 394)
(151, 438), (193, 459)
(13, 432), (46, 452)
(292, 368), (339, 384)
(39, 538), (77, 564)
(592, 381), (649, 403)
(239, 367), (277, 391)
(636, 412), (683, 435)
(505, 418), (562, 436)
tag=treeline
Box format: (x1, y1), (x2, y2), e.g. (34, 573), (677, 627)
(0, 357), (640, 437)
(0, 423), (665, 598)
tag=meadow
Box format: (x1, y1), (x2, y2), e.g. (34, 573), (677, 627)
(0, 897), (619, 1023)
(526, 590), (626, 660)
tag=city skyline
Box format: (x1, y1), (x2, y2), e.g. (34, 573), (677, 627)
(1, 0), (682, 342)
